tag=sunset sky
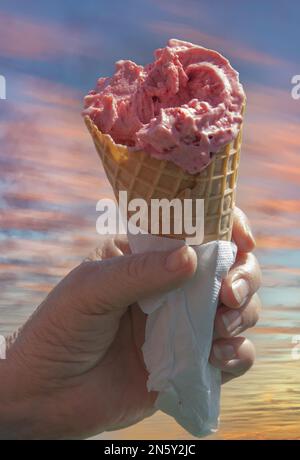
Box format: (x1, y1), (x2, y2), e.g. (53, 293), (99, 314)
(0, 0), (300, 439)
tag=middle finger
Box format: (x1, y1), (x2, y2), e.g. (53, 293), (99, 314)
(214, 293), (262, 339)
(220, 252), (262, 309)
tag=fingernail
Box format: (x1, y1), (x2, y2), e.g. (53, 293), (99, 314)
(232, 278), (249, 306)
(222, 310), (242, 334)
(165, 246), (193, 272)
(213, 344), (236, 361)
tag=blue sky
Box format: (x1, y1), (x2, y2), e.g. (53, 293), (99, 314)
(0, 0), (300, 439)
(1, 0), (299, 92)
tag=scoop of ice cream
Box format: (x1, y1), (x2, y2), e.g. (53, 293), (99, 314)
(83, 38), (245, 174)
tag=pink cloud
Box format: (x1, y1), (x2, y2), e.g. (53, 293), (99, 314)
(0, 11), (99, 59)
(147, 20), (286, 67)
(2, 73), (300, 253)
(249, 199), (300, 215)
(1, 74), (114, 235)
(20, 75), (82, 109)
(256, 234), (300, 249)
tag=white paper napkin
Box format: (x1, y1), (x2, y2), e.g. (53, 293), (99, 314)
(128, 232), (237, 437)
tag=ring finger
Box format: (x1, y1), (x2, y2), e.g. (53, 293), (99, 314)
(214, 293), (262, 339)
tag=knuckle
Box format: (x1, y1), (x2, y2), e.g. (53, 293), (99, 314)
(238, 360), (253, 377)
(101, 238), (112, 255)
(230, 338), (256, 376)
(249, 311), (259, 328)
(240, 306), (257, 332)
(233, 253), (262, 292)
(85, 237), (116, 262)
(215, 317), (230, 339)
(242, 340), (256, 370)
(94, 246), (104, 260)
(244, 353), (255, 372)
(223, 327), (234, 339)
(234, 353), (255, 377)
(242, 254), (257, 277)
(102, 237), (117, 259)
(114, 234), (130, 254)
(218, 317), (233, 339)
(237, 252), (255, 272)
(248, 294), (262, 326)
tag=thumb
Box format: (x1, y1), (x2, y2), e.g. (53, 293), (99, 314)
(45, 245), (197, 361)
(73, 245), (197, 313)
(7, 246), (198, 376)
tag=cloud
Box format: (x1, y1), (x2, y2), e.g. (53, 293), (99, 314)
(249, 199), (300, 216)
(246, 85), (300, 119)
(150, 0), (208, 21)
(147, 20), (286, 67)
(0, 207), (90, 232)
(0, 74), (115, 268)
(228, 82), (300, 250)
(0, 5), (299, 442)
(266, 163), (300, 186)
(254, 326), (300, 335)
(256, 235), (300, 250)
(263, 266), (300, 276)
(0, 11), (100, 59)
(1, 71), (300, 255)
(20, 75), (81, 109)
(1, 75), (300, 255)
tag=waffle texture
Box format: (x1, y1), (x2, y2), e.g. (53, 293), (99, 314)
(85, 115), (243, 243)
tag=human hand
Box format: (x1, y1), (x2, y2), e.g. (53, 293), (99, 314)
(87, 207), (262, 387)
(0, 208), (261, 439)
(1, 241), (197, 439)
(210, 207), (262, 383)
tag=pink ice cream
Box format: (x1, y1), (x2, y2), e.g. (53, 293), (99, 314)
(83, 39), (245, 174)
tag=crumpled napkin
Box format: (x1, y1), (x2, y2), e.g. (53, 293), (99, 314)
(128, 232), (237, 437)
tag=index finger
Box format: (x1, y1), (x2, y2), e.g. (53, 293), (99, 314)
(232, 207), (256, 253)
(114, 234), (131, 255)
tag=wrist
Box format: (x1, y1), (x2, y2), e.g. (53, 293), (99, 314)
(0, 336), (58, 439)
(0, 355), (35, 438)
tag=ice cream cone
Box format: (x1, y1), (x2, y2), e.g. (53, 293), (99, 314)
(84, 115), (243, 243)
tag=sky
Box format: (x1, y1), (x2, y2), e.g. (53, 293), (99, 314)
(0, 0), (300, 440)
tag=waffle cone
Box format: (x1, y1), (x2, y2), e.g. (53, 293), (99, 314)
(85, 115), (243, 243)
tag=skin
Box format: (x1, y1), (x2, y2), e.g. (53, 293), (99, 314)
(0, 208), (261, 439)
